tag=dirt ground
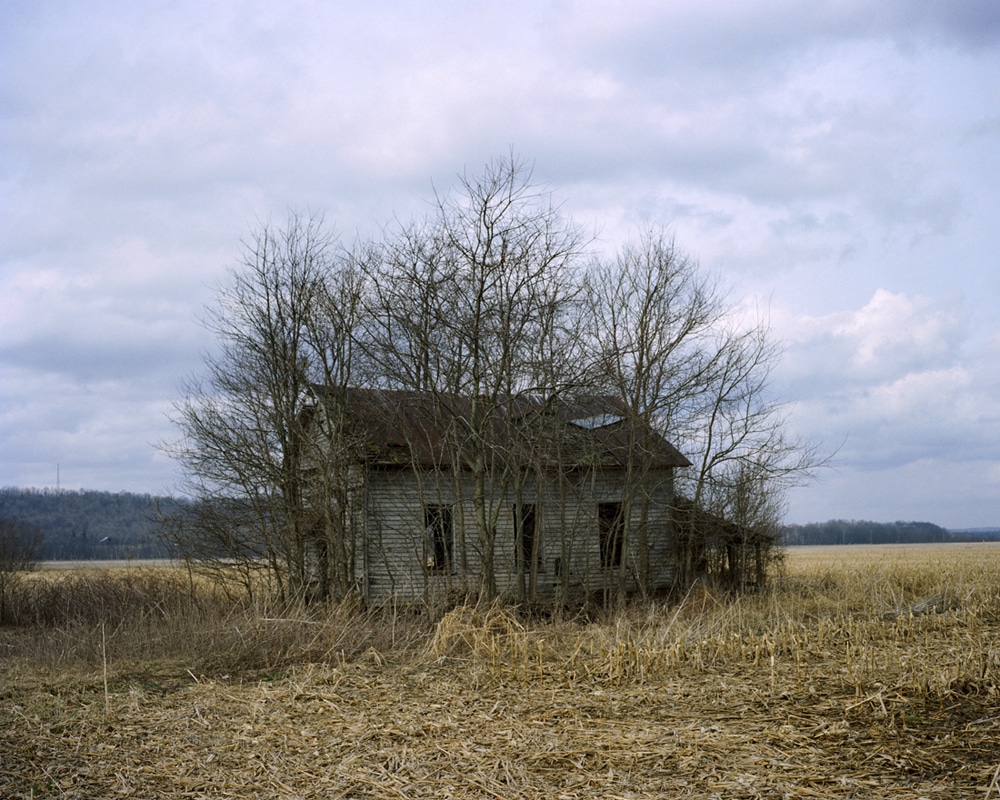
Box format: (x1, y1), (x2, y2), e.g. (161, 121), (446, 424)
(4, 647), (999, 797)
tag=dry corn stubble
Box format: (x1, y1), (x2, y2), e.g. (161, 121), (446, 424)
(1, 543), (999, 798)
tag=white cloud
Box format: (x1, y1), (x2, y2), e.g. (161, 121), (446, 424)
(775, 289), (1000, 524)
(836, 289), (963, 375)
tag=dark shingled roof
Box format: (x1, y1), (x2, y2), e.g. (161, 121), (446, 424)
(309, 387), (690, 470)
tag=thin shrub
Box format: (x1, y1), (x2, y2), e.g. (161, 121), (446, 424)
(1, 569), (225, 668)
(196, 595), (436, 674)
(0, 569), (437, 674)
(10, 570), (204, 629)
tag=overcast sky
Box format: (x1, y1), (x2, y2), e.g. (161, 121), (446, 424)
(3, 1), (999, 528)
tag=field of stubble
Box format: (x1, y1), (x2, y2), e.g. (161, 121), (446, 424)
(2, 543), (999, 799)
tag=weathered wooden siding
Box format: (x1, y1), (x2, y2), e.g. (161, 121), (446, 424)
(360, 465), (677, 604)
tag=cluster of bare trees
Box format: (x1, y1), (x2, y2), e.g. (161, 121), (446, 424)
(163, 154), (818, 604)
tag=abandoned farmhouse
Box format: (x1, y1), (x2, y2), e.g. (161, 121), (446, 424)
(302, 388), (693, 604)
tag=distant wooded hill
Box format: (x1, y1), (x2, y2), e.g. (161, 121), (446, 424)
(2, 486), (988, 560)
(781, 519), (951, 546)
(0, 487), (181, 560)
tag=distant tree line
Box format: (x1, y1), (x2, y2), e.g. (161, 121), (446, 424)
(781, 519), (950, 546)
(949, 528), (1000, 542)
(0, 488), (179, 560)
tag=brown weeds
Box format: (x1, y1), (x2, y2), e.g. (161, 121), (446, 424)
(2, 544), (999, 798)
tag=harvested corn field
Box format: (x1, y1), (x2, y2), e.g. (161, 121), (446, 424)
(2, 543), (1000, 798)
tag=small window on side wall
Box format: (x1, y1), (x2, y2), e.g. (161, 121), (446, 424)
(424, 504), (454, 573)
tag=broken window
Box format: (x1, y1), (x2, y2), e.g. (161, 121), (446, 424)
(598, 502), (624, 569)
(514, 503), (542, 572)
(423, 504), (454, 572)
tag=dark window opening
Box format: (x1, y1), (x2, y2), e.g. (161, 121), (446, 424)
(424, 504), (454, 572)
(514, 503), (542, 572)
(598, 502), (624, 569)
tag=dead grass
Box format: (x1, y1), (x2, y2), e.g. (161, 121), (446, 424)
(2, 544), (999, 798)
(2, 565), (432, 674)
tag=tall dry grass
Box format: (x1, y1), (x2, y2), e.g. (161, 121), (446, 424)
(4, 545), (999, 713)
(4, 545), (997, 800)
(0, 567), (434, 674)
(422, 545), (1000, 717)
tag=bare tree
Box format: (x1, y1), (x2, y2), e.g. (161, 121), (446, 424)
(163, 212), (359, 601)
(164, 161), (817, 607)
(586, 232), (718, 598)
(360, 154), (585, 599)
(587, 231), (819, 593)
